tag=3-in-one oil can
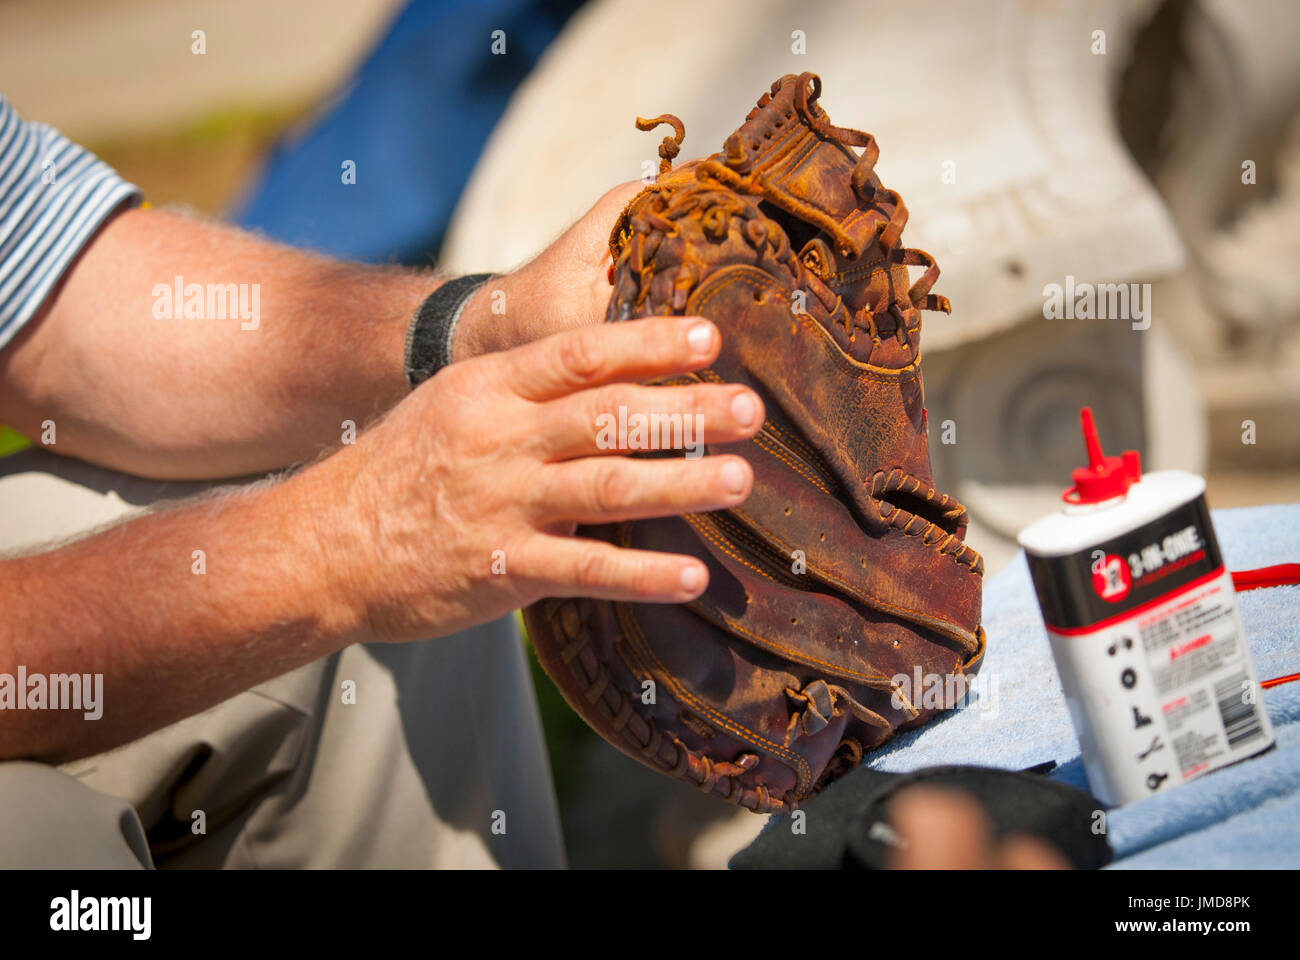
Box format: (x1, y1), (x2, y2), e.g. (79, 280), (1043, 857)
(1018, 408), (1274, 806)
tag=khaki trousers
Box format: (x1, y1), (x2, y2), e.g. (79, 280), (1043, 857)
(0, 448), (565, 868)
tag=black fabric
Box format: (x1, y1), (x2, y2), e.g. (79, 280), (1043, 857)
(404, 273), (492, 388)
(730, 763), (1113, 870)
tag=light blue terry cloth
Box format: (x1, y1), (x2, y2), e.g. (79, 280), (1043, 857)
(861, 503), (1300, 868)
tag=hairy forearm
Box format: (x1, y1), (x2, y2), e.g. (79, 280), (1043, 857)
(0, 206), (429, 479)
(0, 465), (361, 762)
(0, 181), (638, 480)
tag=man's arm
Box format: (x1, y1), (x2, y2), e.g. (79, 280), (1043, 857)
(1, 315), (763, 763)
(0, 205), (415, 478)
(0, 467), (358, 762)
(0, 184), (638, 481)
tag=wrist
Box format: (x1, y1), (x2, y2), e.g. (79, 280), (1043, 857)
(404, 273), (494, 386)
(448, 271), (523, 364)
(271, 449), (377, 647)
(448, 277), (495, 363)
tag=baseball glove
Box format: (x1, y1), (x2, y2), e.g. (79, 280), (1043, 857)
(524, 73), (985, 813)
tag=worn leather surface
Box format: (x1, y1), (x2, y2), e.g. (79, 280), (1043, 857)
(525, 74), (985, 813)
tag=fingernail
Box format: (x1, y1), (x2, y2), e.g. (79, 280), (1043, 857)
(721, 459), (747, 495)
(680, 564), (704, 594)
(687, 321), (716, 355)
(731, 390), (759, 428)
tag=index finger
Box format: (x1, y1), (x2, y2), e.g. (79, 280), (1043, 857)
(506, 315), (721, 402)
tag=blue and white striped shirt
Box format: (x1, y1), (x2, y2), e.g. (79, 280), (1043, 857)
(0, 94), (141, 351)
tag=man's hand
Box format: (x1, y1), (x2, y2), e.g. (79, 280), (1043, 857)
(0, 312), (761, 761)
(311, 312), (761, 642)
(450, 181), (646, 362)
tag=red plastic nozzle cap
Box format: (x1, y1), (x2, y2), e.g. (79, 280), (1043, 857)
(1062, 407), (1142, 504)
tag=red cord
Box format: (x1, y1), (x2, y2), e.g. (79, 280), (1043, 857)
(1262, 673), (1300, 690)
(1229, 565), (1300, 688)
(1232, 563), (1300, 592)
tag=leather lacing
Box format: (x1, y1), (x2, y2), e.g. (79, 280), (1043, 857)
(784, 678), (896, 748)
(646, 73), (951, 344)
(618, 180), (797, 315)
(822, 738), (865, 784)
(636, 113), (684, 176)
(868, 469), (984, 575)
(625, 77), (950, 362)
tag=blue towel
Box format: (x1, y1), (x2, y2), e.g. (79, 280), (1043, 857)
(862, 503), (1300, 868)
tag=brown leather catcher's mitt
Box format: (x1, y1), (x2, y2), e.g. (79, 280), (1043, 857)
(524, 73), (985, 813)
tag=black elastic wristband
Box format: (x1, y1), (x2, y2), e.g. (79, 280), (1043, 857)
(403, 273), (492, 389)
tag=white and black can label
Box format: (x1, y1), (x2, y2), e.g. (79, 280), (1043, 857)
(1022, 484), (1275, 806)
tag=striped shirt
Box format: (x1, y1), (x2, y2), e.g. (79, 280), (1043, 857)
(0, 93), (141, 351)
